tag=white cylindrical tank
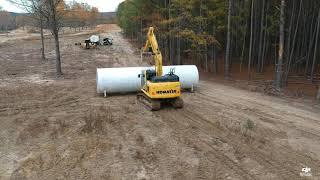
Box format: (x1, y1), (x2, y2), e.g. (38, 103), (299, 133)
(162, 65), (199, 89)
(96, 65), (199, 94)
(90, 35), (100, 43)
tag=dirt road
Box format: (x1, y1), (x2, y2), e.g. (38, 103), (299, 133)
(1, 24), (319, 179)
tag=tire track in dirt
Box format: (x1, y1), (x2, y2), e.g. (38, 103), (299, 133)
(160, 108), (284, 179)
(199, 81), (320, 121)
(195, 83), (320, 174)
(183, 109), (298, 179)
(197, 82), (320, 144)
(196, 91), (320, 162)
(155, 109), (256, 179)
(155, 86), (320, 179)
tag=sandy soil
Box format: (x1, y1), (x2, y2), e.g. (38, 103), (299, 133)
(0, 24), (320, 180)
(0, 26), (98, 44)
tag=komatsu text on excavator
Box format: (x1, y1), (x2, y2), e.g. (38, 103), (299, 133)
(137, 27), (184, 110)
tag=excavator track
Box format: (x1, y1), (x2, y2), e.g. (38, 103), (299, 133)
(172, 97), (184, 109)
(137, 93), (161, 111)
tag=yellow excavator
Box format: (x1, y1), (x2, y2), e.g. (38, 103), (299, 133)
(137, 27), (184, 111)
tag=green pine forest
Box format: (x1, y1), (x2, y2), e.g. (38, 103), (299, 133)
(117, 0), (320, 90)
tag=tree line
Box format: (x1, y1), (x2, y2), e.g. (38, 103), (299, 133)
(117, 0), (320, 90)
(0, 2), (102, 32)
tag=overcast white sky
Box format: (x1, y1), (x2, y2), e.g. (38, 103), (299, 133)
(0, 0), (125, 12)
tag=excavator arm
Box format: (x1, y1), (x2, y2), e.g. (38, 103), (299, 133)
(142, 27), (163, 77)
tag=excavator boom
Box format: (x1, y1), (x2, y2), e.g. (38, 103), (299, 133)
(143, 27), (163, 77)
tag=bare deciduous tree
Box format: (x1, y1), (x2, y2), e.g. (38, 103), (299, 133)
(311, 9), (320, 82)
(8, 0), (47, 61)
(317, 86), (320, 101)
(225, 0), (232, 78)
(0, 10), (11, 36)
(274, 0), (285, 89)
(43, 0), (64, 77)
(8, 0), (64, 77)
(248, 0), (254, 79)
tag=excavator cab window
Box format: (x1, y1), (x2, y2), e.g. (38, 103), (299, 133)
(148, 47), (153, 53)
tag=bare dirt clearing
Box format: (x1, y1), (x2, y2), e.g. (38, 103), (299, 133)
(0, 24), (319, 179)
